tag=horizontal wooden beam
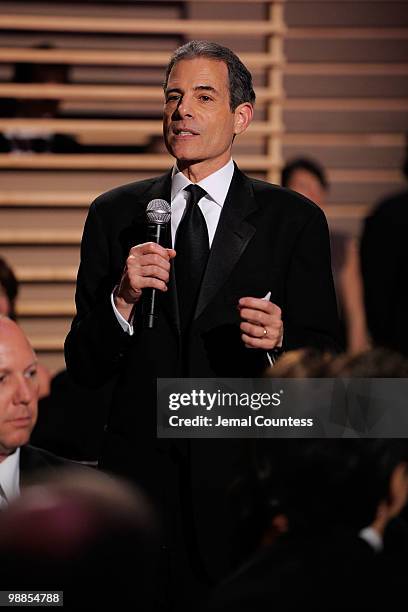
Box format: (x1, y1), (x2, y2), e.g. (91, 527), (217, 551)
(0, 47), (171, 66)
(325, 205), (371, 219)
(17, 301), (75, 317)
(285, 98), (408, 111)
(287, 27), (408, 40)
(0, 120), (405, 143)
(0, 154), (402, 177)
(1, 89), (404, 114)
(285, 63), (408, 76)
(0, 47), (283, 68)
(0, 154), (281, 170)
(0, 83), (166, 101)
(0, 118), (280, 137)
(328, 169), (403, 182)
(0, 83), (281, 103)
(0, 14), (286, 35)
(0, 192), (96, 207)
(0, 229), (81, 244)
(283, 133), (405, 147)
(28, 337), (64, 352)
(15, 266), (78, 282)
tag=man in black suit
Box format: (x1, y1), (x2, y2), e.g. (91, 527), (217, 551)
(65, 41), (340, 608)
(360, 145), (408, 356)
(0, 317), (67, 507)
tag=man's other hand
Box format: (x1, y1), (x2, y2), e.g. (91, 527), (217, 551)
(238, 296), (283, 350)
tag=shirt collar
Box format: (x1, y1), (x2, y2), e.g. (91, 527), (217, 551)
(171, 159), (234, 208)
(0, 447), (20, 503)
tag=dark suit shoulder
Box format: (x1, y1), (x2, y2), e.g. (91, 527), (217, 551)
(87, 172), (173, 236)
(248, 175), (322, 218)
(20, 444), (73, 474)
(368, 189), (408, 222)
(91, 172), (169, 214)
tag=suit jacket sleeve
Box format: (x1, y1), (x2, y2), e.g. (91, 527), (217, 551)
(283, 206), (342, 352)
(64, 200), (131, 387)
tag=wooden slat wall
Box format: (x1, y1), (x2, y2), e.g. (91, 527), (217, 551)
(0, 0), (407, 371)
(283, 0), (408, 236)
(0, 0), (285, 370)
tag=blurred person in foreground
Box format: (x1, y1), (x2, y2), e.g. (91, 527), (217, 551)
(209, 347), (408, 611)
(282, 157), (370, 354)
(360, 140), (408, 356)
(0, 469), (158, 610)
(0, 316), (68, 508)
(207, 438), (408, 612)
(230, 347), (408, 562)
(269, 346), (408, 379)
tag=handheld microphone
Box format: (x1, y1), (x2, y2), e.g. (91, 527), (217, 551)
(142, 199), (171, 329)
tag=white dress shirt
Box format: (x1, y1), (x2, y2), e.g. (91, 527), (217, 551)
(0, 448), (20, 508)
(112, 159), (235, 334)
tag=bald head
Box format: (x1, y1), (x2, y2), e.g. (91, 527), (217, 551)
(0, 317), (38, 460)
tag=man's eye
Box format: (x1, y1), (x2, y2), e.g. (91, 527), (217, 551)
(0, 374), (7, 384)
(166, 95), (180, 103)
(199, 95), (212, 102)
(25, 369), (37, 379)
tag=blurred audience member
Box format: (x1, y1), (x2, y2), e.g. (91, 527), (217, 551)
(0, 256), (18, 320)
(0, 317), (68, 508)
(208, 438), (408, 612)
(282, 157), (370, 353)
(330, 347), (408, 378)
(265, 347), (334, 378)
(0, 46), (79, 153)
(0, 44), (154, 155)
(0, 257), (50, 398)
(360, 142), (408, 357)
(0, 469), (158, 609)
(30, 369), (114, 464)
(218, 348), (408, 611)
(269, 346), (408, 379)
(0, 257), (110, 462)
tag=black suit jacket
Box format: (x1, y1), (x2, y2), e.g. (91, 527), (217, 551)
(19, 444), (71, 487)
(206, 527), (379, 612)
(65, 165), (341, 592)
(361, 189), (408, 356)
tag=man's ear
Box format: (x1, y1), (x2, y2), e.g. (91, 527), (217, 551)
(233, 102), (253, 136)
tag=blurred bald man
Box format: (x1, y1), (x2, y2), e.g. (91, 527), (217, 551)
(0, 316), (67, 507)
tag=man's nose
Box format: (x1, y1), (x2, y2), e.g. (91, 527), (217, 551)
(13, 376), (34, 405)
(174, 96), (194, 119)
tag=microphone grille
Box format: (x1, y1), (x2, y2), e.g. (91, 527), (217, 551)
(146, 199), (171, 224)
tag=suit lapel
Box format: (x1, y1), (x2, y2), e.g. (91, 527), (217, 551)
(195, 165), (258, 321)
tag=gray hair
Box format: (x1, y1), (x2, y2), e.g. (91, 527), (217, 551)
(163, 40), (256, 111)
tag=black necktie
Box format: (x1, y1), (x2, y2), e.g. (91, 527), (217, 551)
(175, 184), (209, 333)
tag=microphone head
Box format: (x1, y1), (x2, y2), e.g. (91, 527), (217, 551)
(146, 199), (171, 224)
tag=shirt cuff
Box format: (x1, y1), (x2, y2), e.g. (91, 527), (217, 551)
(110, 288), (134, 336)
